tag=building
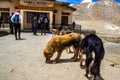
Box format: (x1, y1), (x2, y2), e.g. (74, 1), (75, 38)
(0, 0), (76, 30)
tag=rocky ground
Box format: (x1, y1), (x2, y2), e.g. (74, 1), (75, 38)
(0, 20), (120, 80)
(75, 20), (120, 68)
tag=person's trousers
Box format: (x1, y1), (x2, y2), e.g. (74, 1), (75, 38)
(32, 26), (37, 35)
(14, 23), (21, 39)
(0, 23), (1, 28)
(41, 24), (46, 35)
(10, 23), (14, 34)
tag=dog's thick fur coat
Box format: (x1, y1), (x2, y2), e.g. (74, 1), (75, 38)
(80, 34), (105, 80)
(44, 33), (83, 63)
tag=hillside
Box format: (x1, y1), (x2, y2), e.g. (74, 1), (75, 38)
(72, 0), (120, 26)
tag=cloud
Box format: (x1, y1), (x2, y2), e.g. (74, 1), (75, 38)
(57, 0), (120, 4)
(81, 0), (92, 3)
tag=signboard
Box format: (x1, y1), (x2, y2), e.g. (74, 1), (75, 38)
(19, 5), (54, 11)
(0, 8), (9, 11)
(20, 0), (53, 7)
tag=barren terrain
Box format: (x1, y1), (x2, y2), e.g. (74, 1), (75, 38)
(0, 20), (120, 80)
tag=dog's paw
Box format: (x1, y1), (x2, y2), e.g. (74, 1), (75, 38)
(71, 57), (74, 59)
(80, 63), (83, 66)
(84, 73), (88, 77)
(80, 61), (83, 66)
(72, 58), (78, 62)
(53, 59), (60, 64)
(92, 77), (96, 80)
(53, 61), (57, 64)
(45, 60), (52, 64)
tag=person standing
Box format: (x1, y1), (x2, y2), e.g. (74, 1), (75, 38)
(11, 9), (22, 40)
(0, 16), (4, 28)
(0, 16), (2, 28)
(44, 16), (49, 33)
(37, 16), (42, 30)
(72, 21), (75, 30)
(10, 13), (14, 34)
(32, 16), (37, 35)
(41, 16), (46, 35)
(1, 17), (4, 28)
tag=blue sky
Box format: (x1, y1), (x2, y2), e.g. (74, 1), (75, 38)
(56, 0), (120, 4)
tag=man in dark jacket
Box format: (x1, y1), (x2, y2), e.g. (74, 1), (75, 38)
(0, 16), (3, 28)
(32, 16), (37, 35)
(10, 13), (14, 34)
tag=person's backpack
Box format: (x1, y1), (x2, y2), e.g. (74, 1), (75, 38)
(38, 18), (41, 24)
(44, 18), (48, 24)
(13, 15), (19, 24)
(41, 18), (45, 24)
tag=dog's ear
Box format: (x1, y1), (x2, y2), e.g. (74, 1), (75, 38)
(43, 49), (46, 56)
(44, 49), (48, 54)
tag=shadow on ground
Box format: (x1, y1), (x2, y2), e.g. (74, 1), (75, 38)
(0, 31), (9, 37)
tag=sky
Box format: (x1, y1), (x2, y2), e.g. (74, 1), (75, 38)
(56, 0), (120, 5)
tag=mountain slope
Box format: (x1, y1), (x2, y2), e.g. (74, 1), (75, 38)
(72, 0), (120, 25)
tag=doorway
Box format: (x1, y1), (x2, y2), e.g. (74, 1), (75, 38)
(61, 16), (68, 25)
(23, 11), (50, 30)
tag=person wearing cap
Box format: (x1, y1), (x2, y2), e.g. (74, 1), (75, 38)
(11, 9), (22, 40)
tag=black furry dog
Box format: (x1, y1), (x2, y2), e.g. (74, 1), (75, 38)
(80, 34), (105, 80)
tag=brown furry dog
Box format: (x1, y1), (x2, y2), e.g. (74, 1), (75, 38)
(50, 29), (73, 53)
(44, 33), (83, 63)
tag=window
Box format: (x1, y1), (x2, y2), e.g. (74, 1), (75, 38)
(61, 16), (68, 25)
(1, 12), (10, 23)
(26, 12), (34, 23)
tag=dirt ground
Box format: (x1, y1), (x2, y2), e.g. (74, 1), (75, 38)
(0, 20), (120, 80)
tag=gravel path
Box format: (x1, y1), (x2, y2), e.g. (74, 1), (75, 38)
(105, 42), (120, 54)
